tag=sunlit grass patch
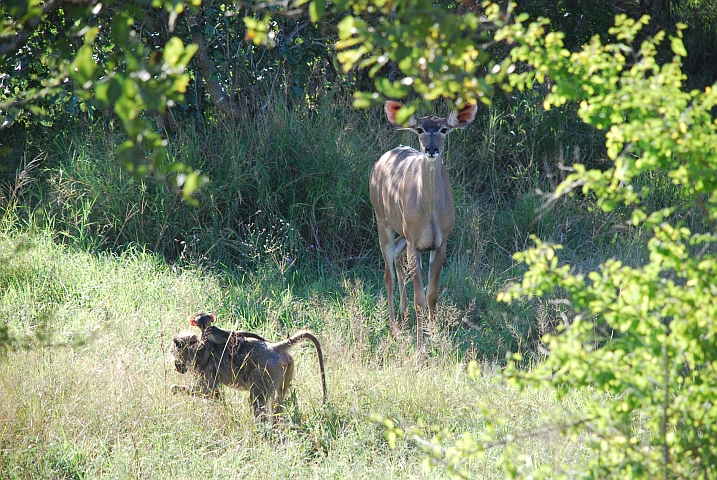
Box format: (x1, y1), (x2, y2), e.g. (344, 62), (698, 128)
(0, 228), (591, 479)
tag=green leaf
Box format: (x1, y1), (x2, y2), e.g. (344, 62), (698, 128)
(467, 360), (480, 379)
(395, 104), (415, 125)
(110, 12), (134, 46)
(163, 37), (183, 66)
(375, 77), (410, 98)
(116, 139), (139, 170)
(309, 0), (325, 22)
(671, 37), (687, 57)
(95, 76), (123, 106)
(630, 209), (647, 226)
(353, 91), (383, 109)
(176, 170), (206, 205)
(243, 15), (272, 47)
(387, 430), (397, 449)
(180, 44), (198, 66)
(71, 45), (96, 85)
(115, 96), (137, 122)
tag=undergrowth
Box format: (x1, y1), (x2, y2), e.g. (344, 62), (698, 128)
(0, 228), (590, 479)
(2, 89), (681, 359)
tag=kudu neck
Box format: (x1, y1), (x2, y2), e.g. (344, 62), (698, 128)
(418, 153), (448, 209)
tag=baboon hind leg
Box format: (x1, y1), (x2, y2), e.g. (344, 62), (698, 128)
(249, 379), (275, 422)
(275, 361), (294, 414)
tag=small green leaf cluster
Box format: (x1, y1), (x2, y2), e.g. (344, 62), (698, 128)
(243, 14), (274, 47)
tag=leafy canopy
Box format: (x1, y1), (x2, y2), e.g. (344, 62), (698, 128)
(1, 0), (202, 200)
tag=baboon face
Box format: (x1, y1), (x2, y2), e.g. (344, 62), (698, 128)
(175, 361), (188, 374)
(171, 333), (200, 374)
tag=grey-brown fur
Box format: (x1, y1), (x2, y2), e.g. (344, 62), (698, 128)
(190, 312), (266, 347)
(170, 329), (326, 421)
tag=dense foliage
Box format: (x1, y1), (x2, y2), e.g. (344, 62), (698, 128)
(2, 0), (199, 186)
(497, 14), (717, 477)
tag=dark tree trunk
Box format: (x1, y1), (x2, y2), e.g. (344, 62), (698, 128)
(186, 12), (239, 120)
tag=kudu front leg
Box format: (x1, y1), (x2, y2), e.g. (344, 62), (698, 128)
(394, 236), (409, 328)
(426, 243), (448, 327)
(378, 225), (400, 338)
(407, 243), (427, 354)
(383, 264), (399, 338)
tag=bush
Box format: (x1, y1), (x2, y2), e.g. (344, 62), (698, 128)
(385, 11), (717, 478)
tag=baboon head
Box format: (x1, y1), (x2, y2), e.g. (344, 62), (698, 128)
(171, 332), (200, 374)
(190, 312), (215, 329)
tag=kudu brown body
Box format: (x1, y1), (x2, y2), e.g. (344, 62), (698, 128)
(370, 100), (477, 353)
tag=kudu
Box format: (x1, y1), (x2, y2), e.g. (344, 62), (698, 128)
(370, 100), (477, 353)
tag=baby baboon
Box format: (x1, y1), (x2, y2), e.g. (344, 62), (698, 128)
(190, 312), (265, 349)
(170, 329), (327, 421)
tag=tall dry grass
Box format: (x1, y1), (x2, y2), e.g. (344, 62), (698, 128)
(0, 229), (590, 478)
(1, 88), (694, 476)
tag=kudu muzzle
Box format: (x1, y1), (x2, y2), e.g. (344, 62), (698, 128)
(424, 134), (441, 159)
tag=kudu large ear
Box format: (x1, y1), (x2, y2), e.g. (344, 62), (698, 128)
(447, 103), (478, 129)
(384, 101), (417, 130)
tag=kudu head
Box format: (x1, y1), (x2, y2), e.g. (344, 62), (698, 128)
(384, 100), (477, 161)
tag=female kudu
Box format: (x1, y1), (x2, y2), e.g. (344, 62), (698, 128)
(370, 100), (477, 354)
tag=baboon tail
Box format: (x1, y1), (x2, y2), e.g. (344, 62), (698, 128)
(280, 330), (327, 403)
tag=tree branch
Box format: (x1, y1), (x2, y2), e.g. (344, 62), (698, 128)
(0, 0), (86, 57)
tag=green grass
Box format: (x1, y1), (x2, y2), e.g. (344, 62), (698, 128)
(2, 89), (696, 477)
(0, 228), (591, 479)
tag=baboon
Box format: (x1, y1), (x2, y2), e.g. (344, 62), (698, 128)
(170, 329), (327, 421)
(190, 312), (266, 349)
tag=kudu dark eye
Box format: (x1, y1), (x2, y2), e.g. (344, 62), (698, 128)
(440, 128), (448, 134)
(415, 127), (425, 134)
